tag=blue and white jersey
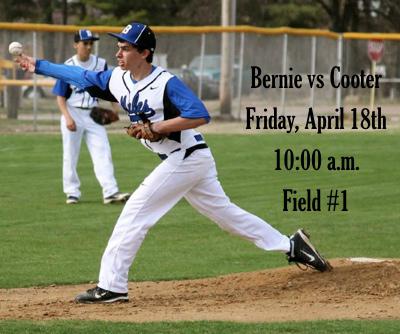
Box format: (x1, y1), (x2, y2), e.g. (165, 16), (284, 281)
(37, 60), (211, 156)
(52, 55), (107, 109)
(109, 66), (208, 154)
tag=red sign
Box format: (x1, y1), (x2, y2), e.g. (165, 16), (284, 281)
(368, 39), (384, 62)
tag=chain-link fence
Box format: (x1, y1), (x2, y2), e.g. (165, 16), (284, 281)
(0, 23), (399, 131)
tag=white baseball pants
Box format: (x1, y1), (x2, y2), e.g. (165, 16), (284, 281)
(61, 106), (119, 199)
(98, 148), (290, 293)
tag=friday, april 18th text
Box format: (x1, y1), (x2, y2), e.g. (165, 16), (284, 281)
(245, 106), (387, 134)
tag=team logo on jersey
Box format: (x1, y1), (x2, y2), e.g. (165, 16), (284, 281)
(120, 93), (155, 121)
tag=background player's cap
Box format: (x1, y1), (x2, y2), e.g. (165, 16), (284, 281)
(108, 22), (156, 53)
(74, 29), (99, 43)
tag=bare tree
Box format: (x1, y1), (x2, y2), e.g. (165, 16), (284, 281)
(315, 0), (360, 32)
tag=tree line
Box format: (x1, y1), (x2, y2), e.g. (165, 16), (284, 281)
(1, 0), (400, 33)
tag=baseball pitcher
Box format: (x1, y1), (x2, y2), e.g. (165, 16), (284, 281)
(15, 22), (331, 304)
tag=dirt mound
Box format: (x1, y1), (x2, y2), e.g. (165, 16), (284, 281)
(1, 258), (400, 322)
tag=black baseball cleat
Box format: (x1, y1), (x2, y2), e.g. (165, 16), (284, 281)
(287, 229), (332, 272)
(66, 196), (79, 204)
(103, 192), (130, 204)
(75, 286), (129, 304)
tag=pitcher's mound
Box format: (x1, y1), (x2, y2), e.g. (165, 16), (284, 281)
(1, 258), (400, 322)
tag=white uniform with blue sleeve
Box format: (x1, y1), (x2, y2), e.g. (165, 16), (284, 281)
(53, 54), (120, 199)
(37, 60), (290, 293)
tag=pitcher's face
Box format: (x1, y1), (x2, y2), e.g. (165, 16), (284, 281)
(116, 41), (149, 71)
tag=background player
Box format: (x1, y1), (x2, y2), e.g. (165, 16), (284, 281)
(15, 22), (331, 304)
(53, 29), (130, 204)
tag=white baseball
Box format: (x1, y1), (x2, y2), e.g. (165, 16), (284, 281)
(8, 41), (23, 56)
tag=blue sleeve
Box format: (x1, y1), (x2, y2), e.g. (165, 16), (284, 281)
(166, 76), (211, 122)
(35, 59), (112, 91)
(52, 79), (69, 97)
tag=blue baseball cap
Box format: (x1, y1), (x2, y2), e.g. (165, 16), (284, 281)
(74, 29), (99, 42)
(108, 22), (156, 53)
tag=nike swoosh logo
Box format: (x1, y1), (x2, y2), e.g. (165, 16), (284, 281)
(300, 250), (315, 262)
(150, 86), (158, 90)
(95, 292), (106, 299)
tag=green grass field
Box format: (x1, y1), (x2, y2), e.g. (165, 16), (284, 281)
(0, 131), (399, 332)
(1, 319), (400, 334)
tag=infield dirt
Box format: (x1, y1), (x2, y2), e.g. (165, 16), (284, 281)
(1, 258), (399, 322)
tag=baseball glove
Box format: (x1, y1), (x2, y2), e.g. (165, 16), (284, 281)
(126, 120), (164, 142)
(90, 107), (119, 125)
